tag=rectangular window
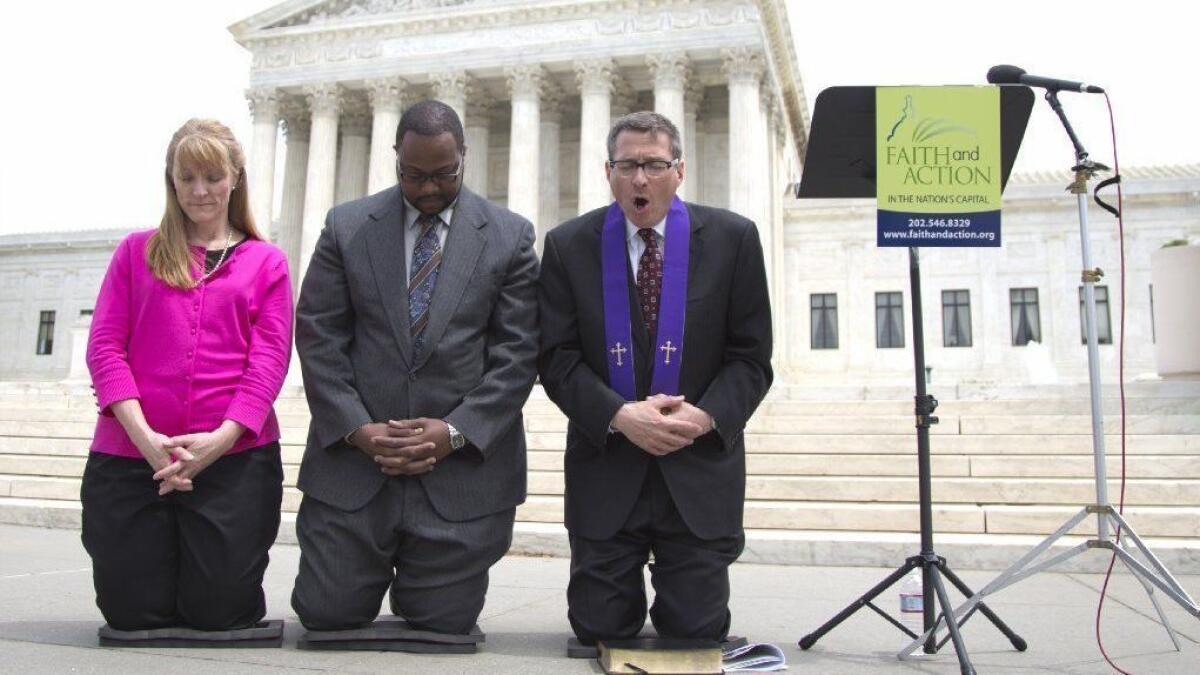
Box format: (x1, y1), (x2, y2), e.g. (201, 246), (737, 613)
(941, 289), (972, 347)
(810, 293), (838, 349)
(79, 309), (94, 317)
(36, 310), (55, 355)
(1079, 285), (1113, 345)
(1010, 288), (1041, 346)
(875, 292), (904, 348)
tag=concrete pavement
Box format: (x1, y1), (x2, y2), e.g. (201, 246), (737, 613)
(1, 524), (1197, 673)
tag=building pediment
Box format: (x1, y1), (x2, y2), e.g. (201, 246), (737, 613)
(267, 0), (489, 30)
(230, 0), (541, 36)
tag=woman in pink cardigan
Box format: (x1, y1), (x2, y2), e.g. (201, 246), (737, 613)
(82, 118), (293, 632)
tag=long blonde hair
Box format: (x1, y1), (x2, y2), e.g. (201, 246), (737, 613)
(147, 118), (265, 289)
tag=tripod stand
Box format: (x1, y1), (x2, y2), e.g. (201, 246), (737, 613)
(798, 247), (1026, 675)
(899, 89), (1200, 659)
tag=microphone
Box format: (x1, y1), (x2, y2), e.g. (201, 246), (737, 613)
(987, 65), (1104, 94)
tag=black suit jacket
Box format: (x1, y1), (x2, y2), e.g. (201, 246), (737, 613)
(537, 202), (773, 540)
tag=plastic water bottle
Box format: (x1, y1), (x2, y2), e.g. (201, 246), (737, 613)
(899, 569), (924, 641)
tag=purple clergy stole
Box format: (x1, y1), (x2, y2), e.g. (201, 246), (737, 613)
(601, 196), (690, 401)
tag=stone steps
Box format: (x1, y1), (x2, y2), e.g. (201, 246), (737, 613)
(7, 396), (1200, 419)
(5, 450), (1198, 483)
(6, 467), (1197, 510)
(6, 415), (1199, 442)
(3, 496), (1196, 573)
(2, 380), (1197, 564)
(5, 433), (1198, 458)
(2, 491), (1197, 540)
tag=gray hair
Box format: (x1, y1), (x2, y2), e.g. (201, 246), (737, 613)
(606, 111), (682, 161)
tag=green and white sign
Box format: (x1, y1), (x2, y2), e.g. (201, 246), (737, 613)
(876, 86), (1002, 247)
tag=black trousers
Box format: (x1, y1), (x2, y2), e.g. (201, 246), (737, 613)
(80, 444), (283, 631)
(567, 461), (745, 643)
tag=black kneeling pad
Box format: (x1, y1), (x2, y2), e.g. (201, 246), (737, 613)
(297, 617), (484, 653)
(567, 635), (746, 659)
(98, 620), (284, 648)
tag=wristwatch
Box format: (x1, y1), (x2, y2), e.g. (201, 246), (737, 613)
(446, 421), (466, 450)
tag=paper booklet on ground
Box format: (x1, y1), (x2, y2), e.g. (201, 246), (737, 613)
(722, 641), (788, 672)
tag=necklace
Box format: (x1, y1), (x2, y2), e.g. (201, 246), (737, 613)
(198, 227), (233, 284)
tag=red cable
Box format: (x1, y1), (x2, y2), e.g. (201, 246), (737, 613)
(1094, 92), (1131, 675)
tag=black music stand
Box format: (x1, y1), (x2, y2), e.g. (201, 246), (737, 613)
(794, 85), (1034, 675)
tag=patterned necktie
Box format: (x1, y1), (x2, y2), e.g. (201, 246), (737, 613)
(408, 213), (442, 355)
(636, 228), (663, 341)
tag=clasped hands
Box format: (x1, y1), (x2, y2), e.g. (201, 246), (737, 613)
(146, 420), (246, 496)
(351, 418), (453, 476)
(611, 394), (714, 456)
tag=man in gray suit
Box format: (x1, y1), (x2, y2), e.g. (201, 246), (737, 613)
(291, 100), (539, 634)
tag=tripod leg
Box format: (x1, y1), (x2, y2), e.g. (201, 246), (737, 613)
(1109, 510), (1200, 610)
(799, 559), (919, 650)
(1115, 533), (1183, 651)
(938, 563), (1027, 651)
(1111, 542), (1200, 617)
(929, 566), (976, 675)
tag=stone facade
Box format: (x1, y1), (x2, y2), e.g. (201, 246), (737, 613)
(777, 167), (1200, 386)
(3, 166), (1196, 383)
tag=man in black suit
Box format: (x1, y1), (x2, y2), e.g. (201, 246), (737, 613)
(537, 111), (773, 643)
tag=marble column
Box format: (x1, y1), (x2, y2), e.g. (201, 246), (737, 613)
(574, 58), (614, 214)
(610, 80), (637, 119)
(366, 78), (407, 195)
(724, 48), (769, 233)
(246, 87), (280, 234)
(538, 87), (564, 250)
(335, 97), (370, 205)
(765, 95), (787, 359)
(648, 52), (688, 136)
(464, 99), (491, 196)
(505, 64), (544, 224)
(724, 48), (774, 309)
(682, 82), (704, 202)
(431, 70), (469, 123)
(299, 83), (342, 287)
(279, 100), (310, 293)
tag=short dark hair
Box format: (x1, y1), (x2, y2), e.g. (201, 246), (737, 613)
(395, 100), (464, 151)
(606, 111), (682, 161)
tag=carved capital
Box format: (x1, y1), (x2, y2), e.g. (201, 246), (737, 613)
(431, 69), (469, 102)
(505, 64), (545, 100)
(304, 82), (343, 117)
(684, 80), (705, 115)
(366, 77), (408, 111)
(340, 94), (371, 136)
(647, 52), (690, 92)
(246, 87), (280, 122)
(721, 47), (765, 86)
(465, 98), (493, 128)
(280, 97), (311, 142)
(574, 58), (615, 96)
(610, 79), (637, 117)
(540, 85), (565, 123)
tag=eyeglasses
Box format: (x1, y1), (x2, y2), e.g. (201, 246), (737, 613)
(397, 161), (463, 188)
(607, 158), (679, 179)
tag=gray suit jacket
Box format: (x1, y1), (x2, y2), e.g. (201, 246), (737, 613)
(295, 185), (539, 521)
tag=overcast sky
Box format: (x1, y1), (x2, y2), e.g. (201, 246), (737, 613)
(0, 0), (1191, 234)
